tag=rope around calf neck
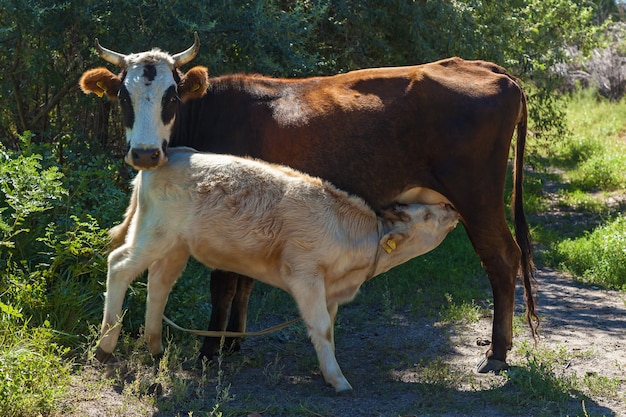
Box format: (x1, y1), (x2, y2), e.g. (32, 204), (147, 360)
(162, 315), (301, 338)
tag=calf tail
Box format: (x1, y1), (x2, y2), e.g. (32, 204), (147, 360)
(512, 87), (539, 340)
(108, 179), (138, 251)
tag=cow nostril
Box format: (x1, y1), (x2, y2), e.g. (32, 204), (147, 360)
(129, 148), (163, 166)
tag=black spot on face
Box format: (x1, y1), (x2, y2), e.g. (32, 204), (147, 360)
(118, 85), (134, 129)
(143, 64), (157, 82)
(161, 85), (180, 126)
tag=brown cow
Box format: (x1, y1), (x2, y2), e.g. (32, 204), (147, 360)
(99, 147), (459, 392)
(80, 34), (537, 373)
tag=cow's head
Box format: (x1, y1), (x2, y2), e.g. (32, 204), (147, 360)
(79, 33), (209, 170)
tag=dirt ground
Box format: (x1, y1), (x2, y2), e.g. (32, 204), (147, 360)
(66, 266), (625, 417)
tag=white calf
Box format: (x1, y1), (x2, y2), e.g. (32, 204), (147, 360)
(97, 148), (459, 392)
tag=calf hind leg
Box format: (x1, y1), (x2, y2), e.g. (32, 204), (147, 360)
(290, 283), (352, 392)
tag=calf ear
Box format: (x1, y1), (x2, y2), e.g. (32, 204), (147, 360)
(378, 205), (411, 223)
(79, 68), (121, 100)
(380, 232), (408, 254)
(178, 66), (209, 102)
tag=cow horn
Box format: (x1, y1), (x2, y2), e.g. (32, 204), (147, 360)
(94, 38), (127, 68)
(172, 32), (200, 67)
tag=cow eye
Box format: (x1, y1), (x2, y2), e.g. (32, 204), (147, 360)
(118, 86), (134, 128)
(162, 86), (180, 107)
(161, 86), (180, 125)
(118, 91), (129, 104)
(423, 211), (432, 221)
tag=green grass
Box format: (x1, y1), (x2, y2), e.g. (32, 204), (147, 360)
(0, 319), (72, 417)
(548, 215), (626, 289)
(541, 89), (626, 191)
(530, 88), (626, 289)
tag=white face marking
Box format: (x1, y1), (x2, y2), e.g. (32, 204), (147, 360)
(123, 60), (177, 152)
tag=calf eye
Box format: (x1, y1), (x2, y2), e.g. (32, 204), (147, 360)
(423, 211), (432, 221)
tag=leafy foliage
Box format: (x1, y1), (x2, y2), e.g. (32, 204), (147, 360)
(0, 134), (65, 255)
(0, 0), (603, 149)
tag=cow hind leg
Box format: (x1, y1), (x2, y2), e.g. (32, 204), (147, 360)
(290, 282), (352, 392)
(465, 218), (520, 373)
(144, 248), (190, 357)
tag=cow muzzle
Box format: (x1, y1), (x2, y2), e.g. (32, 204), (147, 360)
(125, 141), (168, 170)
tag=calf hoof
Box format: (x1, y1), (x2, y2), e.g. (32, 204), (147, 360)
(477, 357), (509, 374)
(94, 346), (113, 363)
(332, 379), (353, 393)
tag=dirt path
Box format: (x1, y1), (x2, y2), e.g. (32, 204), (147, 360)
(67, 267), (626, 417)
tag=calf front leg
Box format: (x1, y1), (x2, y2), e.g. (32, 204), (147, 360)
(97, 246), (151, 362)
(145, 249), (190, 357)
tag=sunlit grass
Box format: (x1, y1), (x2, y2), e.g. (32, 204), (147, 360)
(548, 215), (626, 289)
(530, 88), (626, 289)
(0, 319), (72, 417)
(555, 89), (626, 190)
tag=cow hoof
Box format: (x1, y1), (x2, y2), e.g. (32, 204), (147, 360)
(151, 351), (165, 368)
(147, 382), (163, 396)
(94, 346), (113, 364)
(193, 354), (216, 370)
(477, 357), (509, 374)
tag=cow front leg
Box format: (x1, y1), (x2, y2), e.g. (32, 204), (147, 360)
(291, 283), (351, 392)
(224, 275), (255, 351)
(145, 250), (189, 357)
(199, 270), (240, 359)
(97, 246), (151, 362)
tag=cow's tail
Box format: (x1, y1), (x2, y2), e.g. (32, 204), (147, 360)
(108, 178), (139, 252)
(512, 88), (539, 341)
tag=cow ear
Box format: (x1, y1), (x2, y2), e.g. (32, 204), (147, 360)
(79, 67), (121, 100)
(178, 65), (209, 102)
(379, 232), (407, 254)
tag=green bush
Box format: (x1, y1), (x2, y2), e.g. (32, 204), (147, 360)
(0, 135), (116, 335)
(0, 134), (115, 416)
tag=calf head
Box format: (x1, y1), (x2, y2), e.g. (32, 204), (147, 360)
(379, 203), (459, 261)
(79, 33), (209, 170)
